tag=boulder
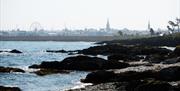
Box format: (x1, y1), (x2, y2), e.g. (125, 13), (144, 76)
(59, 55), (107, 70)
(33, 69), (70, 76)
(0, 86), (21, 91)
(29, 55), (129, 71)
(29, 61), (62, 69)
(81, 70), (157, 84)
(159, 66), (180, 81)
(81, 70), (116, 84)
(0, 66), (25, 73)
(9, 49), (22, 53)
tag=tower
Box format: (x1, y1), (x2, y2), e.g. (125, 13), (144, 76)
(106, 19), (110, 31)
(148, 21), (151, 31)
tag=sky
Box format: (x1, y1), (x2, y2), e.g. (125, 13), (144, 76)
(0, 0), (180, 31)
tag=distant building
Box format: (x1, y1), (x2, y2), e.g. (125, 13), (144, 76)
(106, 19), (111, 31)
(148, 21), (151, 31)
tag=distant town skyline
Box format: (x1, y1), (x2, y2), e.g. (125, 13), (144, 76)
(0, 0), (180, 31)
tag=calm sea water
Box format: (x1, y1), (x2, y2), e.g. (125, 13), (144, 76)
(0, 41), (95, 91)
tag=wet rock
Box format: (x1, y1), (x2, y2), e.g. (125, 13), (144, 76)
(159, 66), (180, 81)
(0, 86), (21, 91)
(33, 69), (70, 76)
(81, 70), (116, 84)
(0, 66), (25, 73)
(0, 49), (22, 53)
(29, 55), (129, 71)
(9, 49), (22, 53)
(46, 49), (68, 53)
(29, 61), (62, 69)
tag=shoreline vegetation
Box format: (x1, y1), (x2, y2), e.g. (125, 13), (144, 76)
(0, 33), (180, 91)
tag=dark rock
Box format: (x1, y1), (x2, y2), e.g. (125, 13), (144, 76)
(163, 57), (180, 64)
(29, 55), (129, 71)
(81, 70), (157, 84)
(174, 84), (180, 91)
(69, 80), (174, 91)
(108, 54), (143, 62)
(46, 49), (68, 53)
(0, 86), (21, 91)
(9, 49), (22, 53)
(130, 46), (172, 55)
(145, 54), (167, 63)
(67, 82), (127, 91)
(126, 80), (174, 91)
(173, 46), (180, 56)
(81, 70), (116, 84)
(78, 44), (171, 56)
(59, 55), (107, 70)
(169, 46), (180, 57)
(33, 69), (70, 76)
(0, 66), (25, 73)
(103, 61), (129, 69)
(78, 44), (130, 56)
(115, 70), (157, 82)
(159, 66), (180, 81)
(35, 61), (62, 69)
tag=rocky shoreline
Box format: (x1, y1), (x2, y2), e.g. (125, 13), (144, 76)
(1, 34), (180, 91)
(31, 43), (180, 91)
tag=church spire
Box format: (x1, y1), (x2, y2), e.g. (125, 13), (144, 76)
(106, 18), (110, 31)
(148, 20), (151, 31)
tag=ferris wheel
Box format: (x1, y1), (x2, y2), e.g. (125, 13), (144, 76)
(29, 22), (43, 31)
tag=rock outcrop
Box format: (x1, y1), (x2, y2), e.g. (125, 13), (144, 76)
(0, 86), (21, 91)
(0, 66), (25, 73)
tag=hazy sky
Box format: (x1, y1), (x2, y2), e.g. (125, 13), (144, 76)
(0, 0), (179, 30)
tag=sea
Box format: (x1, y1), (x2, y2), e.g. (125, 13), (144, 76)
(0, 41), (95, 91)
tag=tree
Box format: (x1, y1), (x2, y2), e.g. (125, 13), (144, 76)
(167, 18), (180, 33)
(118, 31), (123, 36)
(167, 26), (174, 33)
(176, 18), (180, 32)
(150, 28), (155, 36)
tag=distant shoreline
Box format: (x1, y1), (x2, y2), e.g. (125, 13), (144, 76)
(0, 36), (121, 42)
